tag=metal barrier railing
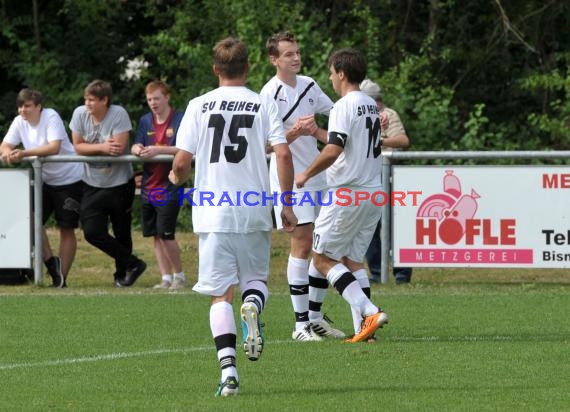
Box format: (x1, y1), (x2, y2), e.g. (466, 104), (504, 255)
(12, 151), (570, 284)
(25, 155), (174, 284)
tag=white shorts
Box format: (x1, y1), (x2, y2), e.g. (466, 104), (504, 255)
(193, 231), (271, 296)
(313, 188), (382, 262)
(273, 189), (328, 229)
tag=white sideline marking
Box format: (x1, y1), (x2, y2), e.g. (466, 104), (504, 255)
(0, 335), (540, 371)
(0, 347), (207, 371)
(0, 340), (288, 371)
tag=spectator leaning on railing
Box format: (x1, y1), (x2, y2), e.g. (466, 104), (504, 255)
(132, 80), (187, 291)
(1, 88), (83, 288)
(70, 79), (146, 287)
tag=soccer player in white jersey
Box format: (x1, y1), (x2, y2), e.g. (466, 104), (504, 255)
(170, 37), (297, 397)
(260, 31), (345, 342)
(295, 48), (389, 343)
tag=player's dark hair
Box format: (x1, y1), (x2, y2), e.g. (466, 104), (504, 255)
(328, 48), (367, 85)
(213, 37), (249, 79)
(266, 31), (296, 57)
(16, 88), (43, 108)
(84, 79), (113, 107)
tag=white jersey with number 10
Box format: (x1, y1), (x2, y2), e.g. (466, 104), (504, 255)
(326, 90), (383, 189)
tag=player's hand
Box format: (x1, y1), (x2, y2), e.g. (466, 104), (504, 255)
(132, 143), (144, 156)
(139, 146), (159, 158)
(298, 115), (319, 135)
(280, 206), (298, 233)
(0, 149), (10, 164)
(105, 138), (123, 156)
(8, 149), (24, 162)
(380, 111), (389, 130)
(295, 172), (308, 189)
(168, 170), (181, 186)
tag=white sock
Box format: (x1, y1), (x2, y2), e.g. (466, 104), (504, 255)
(308, 259), (328, 322)
(328, 264), (377, 317)
(351, 269), (370, 333)
(210, 302), (238, 381)
(287, 255), (310, 331)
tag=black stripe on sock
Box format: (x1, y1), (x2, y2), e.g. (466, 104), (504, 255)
(309, 300), (323, 312)
(363, 287), (371, 298)
(242, 288), (265, 311)
(289, 284), (309, 295)
(309, 275), (328, 289)
(295, 312), (309, 322)
(214, 333), (236, 352)
(333, 272), (357, 296)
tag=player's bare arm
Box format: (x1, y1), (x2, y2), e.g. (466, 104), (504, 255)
(169, 148), (193, 186)
(72, 131), (127, 157)
(273, 142), (297, 231)
(295, 142), (342, 188)
(383, 133), (409, 149)
(9, 140), (62, 161)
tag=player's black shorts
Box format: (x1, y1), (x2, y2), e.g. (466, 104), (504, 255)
(42, 180), (83, 228)
(141, 188), (180, 239)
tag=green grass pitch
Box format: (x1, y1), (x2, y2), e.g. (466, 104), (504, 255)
(0, 229), (568, 411)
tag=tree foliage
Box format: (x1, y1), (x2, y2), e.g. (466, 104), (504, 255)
(1, 0), (569, 153)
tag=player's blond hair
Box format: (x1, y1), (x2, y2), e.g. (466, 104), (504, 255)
(213, 37), (249, 79)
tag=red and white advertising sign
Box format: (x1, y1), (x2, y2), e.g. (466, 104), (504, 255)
(392, 166), (570, 268)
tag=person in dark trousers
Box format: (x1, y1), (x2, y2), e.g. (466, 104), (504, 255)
(70, 79), (146, 287)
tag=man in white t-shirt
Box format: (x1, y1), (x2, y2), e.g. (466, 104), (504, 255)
(260, 31), (345, 341)
(296, 48), (389, 343)
(170, 37), (297, 397)
(1, 88), (83, 287)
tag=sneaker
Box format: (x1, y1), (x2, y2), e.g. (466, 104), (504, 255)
(310, 314), (346, 338)
(113, 271), (125, 288)
(153, 280), (172, 289)
(119, 259), (147, 287)
(240, 302), (264, 361)
(395, 269), (412, 284)
(292, 324), (323, 341)
(395, 275), (411, 284)
(46, 256), (65, 288)
(215, 376), (239, 397)
(345, 310), (388, 343)
(169, 277), (187, 290)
